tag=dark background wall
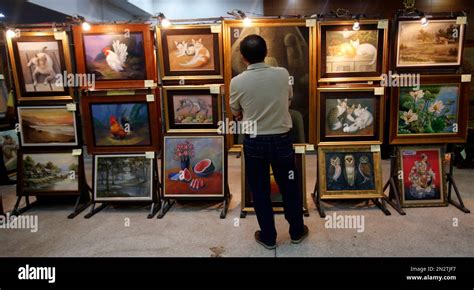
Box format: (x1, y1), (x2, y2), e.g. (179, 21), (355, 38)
(264, 0), (474, 39)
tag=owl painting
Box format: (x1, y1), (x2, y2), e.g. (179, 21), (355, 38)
(344, 154), (356, 186)
(328, 156), (342, 182)
(358, 155), (373, 184)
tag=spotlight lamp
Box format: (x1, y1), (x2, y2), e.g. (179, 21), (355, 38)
(352, 18), (360, 31)
(227, 9), (252, 26)
(6, 29), (16, 39)
(420, 14), (429, 27)
(82, 21), (91, 31)
(158, 12), (171, 27)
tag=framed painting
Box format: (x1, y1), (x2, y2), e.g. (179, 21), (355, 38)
(93, 154), (154, 202)
(157, 24), (223, 80)
(318, 145), (383, 199)
(6, 30), (74, 101)
(18, 149), (82, 196)
(397, 146), (447, 207)
(81, 94), (159, 154)
(389, 75), (469, 144)
(17, 105), (78, 147)
(395, 19), (465, 69)
(72, 24), (155, 89)
(318, 20), (388, 82)
(224, 19), (315, 146)
(162, 86), (221, 133)
(0, 77), (8, 118)
(317, 87), (384, 145)
(163, 135), (225, 198)
(241, 145), (307, 213)
(461, 40), (474, 127)
(0, 129), (19, 173)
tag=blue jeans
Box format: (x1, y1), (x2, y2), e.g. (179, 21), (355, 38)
(244, 133), (305, 245)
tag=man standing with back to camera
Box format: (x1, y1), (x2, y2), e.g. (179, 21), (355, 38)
(230, 34), (308, 249)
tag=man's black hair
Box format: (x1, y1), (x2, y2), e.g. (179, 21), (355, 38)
(239, 34), (267, 64)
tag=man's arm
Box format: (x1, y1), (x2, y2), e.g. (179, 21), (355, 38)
(230, 79), (243, 121)
(288, 84), (293, 107)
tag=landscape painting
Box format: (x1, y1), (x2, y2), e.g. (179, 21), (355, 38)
(18, 106), (78, 146)
(399, 147), (446, 207)
(15, 41), (63, 92)
(94, 154), (153, 201)
(172, 95), (213, 125)
(163, 136), (224, 197)
(325, 97), (375, 137)
(230, 25), (310, 143)
(0, 129), (19, 173)
(397, 84), (459, 136)
(326, 29), (379, 73)
(90, 102), (151, 147)
(82, 32), (146, 80)
(22, 152), (79, 193)
(166, 34), (215, 72)
(397, 19), (464, 67)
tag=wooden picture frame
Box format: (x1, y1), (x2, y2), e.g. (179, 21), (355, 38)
(389, 75), (469, 144)
(397, 145), (447, 207)
(6, 30), (74, 101)
(17, 148), (83, 196)
(72, 24), (155, 89)
(318, 20), (389, 82)
(317, 87), (384, 145)
(0, 128), (19, 174)
(395, 18), (465, 70)
(81, 94), (159, 154)
(93, 154), (154, 202)
(241, 145), (307, 213)
(17, 105), (79, 147)
(223, 19), (316, 147)
(318, 145), (383, 199)
(157, 24), (223, 81)
(162, 85), (222, 133)
(162, 135), (225, 198)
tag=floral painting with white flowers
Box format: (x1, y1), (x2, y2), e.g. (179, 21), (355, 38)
(398, 85), (459, 135)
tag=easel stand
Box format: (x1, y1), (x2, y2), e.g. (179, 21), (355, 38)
(311, 183), (391, 218)
(311, 173), (391, 218)
(12, 152), (91, 219)
(382, 154), (406, 215)
(445, 152), (470, 213)
(158, 182), (231, 219)
(84, 157), (161, 219)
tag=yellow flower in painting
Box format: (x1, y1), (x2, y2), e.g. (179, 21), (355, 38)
(401, 109), (418, 125)
(428, 100), (445, 114)
(409, 90), (424, 102)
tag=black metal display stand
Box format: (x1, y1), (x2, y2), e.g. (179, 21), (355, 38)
(382, 153), (406, 215)
(311, 181), (391, 218)
(157, 182), (232, 219)
(311, 150), (391, 218)
(446, 152), (471, 213)
(383, 147), (470, 214)
(84, 156), (161, 219)
(12, 149), (91, 219)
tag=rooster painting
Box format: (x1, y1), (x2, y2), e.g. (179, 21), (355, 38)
(109, 115), (128, 139)
(83, 33), (146, 80)
(102, 40), (128, 72)
(91, 103), (151, 146)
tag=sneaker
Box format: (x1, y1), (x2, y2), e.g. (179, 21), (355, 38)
(291, 225), (309, 244)
(254, 231), (277, 250)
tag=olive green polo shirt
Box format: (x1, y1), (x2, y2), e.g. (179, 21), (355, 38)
(230, 62), (293, 135)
